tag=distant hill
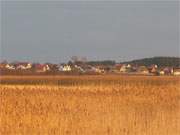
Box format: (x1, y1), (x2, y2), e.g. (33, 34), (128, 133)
(121, 57), (180, 67)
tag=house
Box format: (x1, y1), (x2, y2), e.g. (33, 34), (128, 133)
(173, 68), (180, 76)
(120, 64), (132, 73)
(64, 65), (71, 71)
(82, 65), (95, 73)
(16, 63), (32, 70)
(103, 66), (112, 73)
(0, 63), (6, 69)
(58, 65), (72, 72)
(5, 64), (15, 70)
(113, 64), (122, 73)
(149, 64), (158, 73)
(131, 65), (138, 72)
(137, 66), (149, 74)
(147, 64), (159, 75)
(35, 64), (50, 72)
(163, 67), (173, 75)
(58, 65), (64, 71)
(120, 65), (127, 72)
(159, 69), (165, 75)
(91, 66), (105, 74)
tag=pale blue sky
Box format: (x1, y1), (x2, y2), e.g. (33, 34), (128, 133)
(1, 1), (179, 63)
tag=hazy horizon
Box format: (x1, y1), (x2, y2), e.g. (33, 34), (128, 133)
(1, 1), (179, 63)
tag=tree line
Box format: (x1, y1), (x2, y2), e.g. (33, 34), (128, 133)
(122, 57), (180, 67)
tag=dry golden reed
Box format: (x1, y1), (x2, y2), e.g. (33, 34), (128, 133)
(0, 75), (180, 135)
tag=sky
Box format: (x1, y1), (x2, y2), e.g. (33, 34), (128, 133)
(1, 1), (179, 63)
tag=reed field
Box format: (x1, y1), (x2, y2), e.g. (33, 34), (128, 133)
(0, 75), (180, 135)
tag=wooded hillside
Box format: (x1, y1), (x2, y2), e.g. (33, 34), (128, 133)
(122, 57), (180, 67)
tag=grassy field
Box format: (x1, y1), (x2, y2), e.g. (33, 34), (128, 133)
(0, 75), (180, 135)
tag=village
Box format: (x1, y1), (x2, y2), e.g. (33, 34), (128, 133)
(0, 60), (180, 76)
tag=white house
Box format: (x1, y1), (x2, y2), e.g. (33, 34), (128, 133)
(16, 63), (32, 70)
(173, 68), (180, 76)
(63, 65), (71, 71)
(159, 70), (165, 75)
(26, 63), (32, 69)
(59, 65), (72, 72)
(5, 64), (15, 70)
(89, 66), (105, 74)
(35, 64), (50, 72)
(120, 65), (126, 72)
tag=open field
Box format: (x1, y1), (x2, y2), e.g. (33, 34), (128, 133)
(0, 75), (180, 135)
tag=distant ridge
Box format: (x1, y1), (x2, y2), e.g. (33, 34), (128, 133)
(121, 57), (180, 67)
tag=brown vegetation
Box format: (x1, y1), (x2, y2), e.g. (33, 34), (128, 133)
(0, 75), (180, 135)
